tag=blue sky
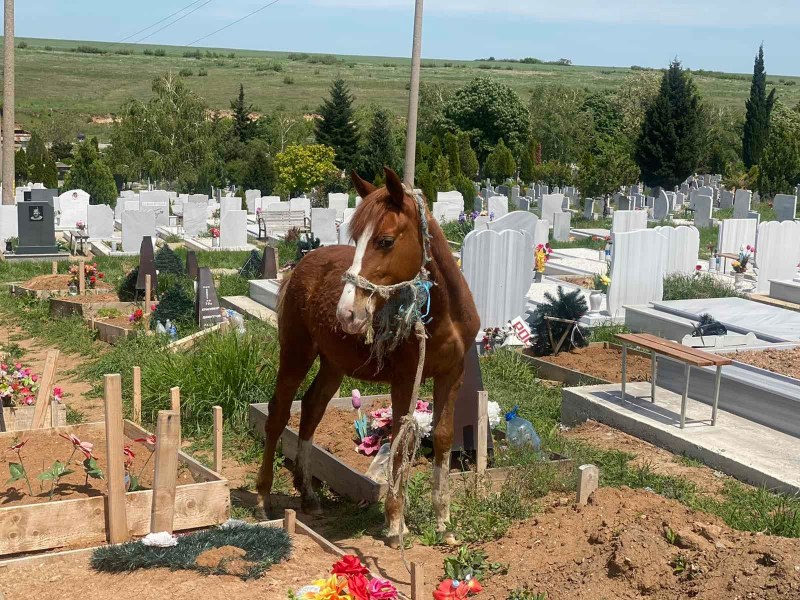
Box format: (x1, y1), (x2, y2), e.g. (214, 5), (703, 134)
(15, 0), (800, 76)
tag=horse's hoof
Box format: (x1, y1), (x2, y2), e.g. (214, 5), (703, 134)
(301, 496), (323, 516)
(384, 535), (403, 549)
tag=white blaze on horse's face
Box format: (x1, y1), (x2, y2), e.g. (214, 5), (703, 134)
(337, 223), (375, 335)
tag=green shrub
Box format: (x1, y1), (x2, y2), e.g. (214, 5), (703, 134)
(154, 48), (166, 57)
(198, 69), (208, 77)
(183, 50), (202, 59)
(75, 45), (105, 54)
(143, 49), (153, 56)
(154, 245), (185, 276)
(150, 282), (194, 328)
(117, 267), (140, 301)
(16, 41), (27, 49)
(179, 68), (193, 77)
(283, 75), (294, 85)
(662, 273), (742, 301)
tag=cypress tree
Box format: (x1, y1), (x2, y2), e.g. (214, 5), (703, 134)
(361, 108), (397, 181)
(64, 139), (117, 205)
(519, 139), (536, 183)
(742, 45), (777, 168)
(635, 60), (704, 190)
(14, 148), (27, 183)
(443, 132), (461, 179)
(231, 84), (255, 142)
(457, 132), (479, 178)
(484, 139), (516, 182)
(315, 78), (360, 171)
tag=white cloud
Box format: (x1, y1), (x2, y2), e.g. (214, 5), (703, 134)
(309, 0), (798, 27)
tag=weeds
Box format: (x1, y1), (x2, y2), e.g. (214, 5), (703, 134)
(662, 273), (742, 301)
(507, 589), (547, 600)
(443, 545), (506, 580)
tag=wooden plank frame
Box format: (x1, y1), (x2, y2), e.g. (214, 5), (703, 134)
(249, 395), (574, 504)
(0, 420), (229, 557)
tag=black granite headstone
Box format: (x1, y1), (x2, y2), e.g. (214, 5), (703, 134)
(186, 251), (199, 280)
(15, 202), (59, 255)
(451, 344), (493, 453)
(135, 236), (158, 292)
(195, 267), (225, 329)
(260, 246), (278, 279)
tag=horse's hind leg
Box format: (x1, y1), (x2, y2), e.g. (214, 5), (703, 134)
(432, 367), (463, 546)
(295, 358), (344, 514)
(256, 336), (317, 518)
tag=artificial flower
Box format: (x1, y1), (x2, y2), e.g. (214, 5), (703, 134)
(134, 434), (157, 445)
(123, 445), (136, 466)
(351, 389), (362, 409)
(463, 575), (482, 594)
(7, 439), (27, 452)
(304, 575), (350, 600)
(59, 433), (94, 459)
(370, 407), (393, 430)
(415, 400), (431, 413)
(487, 400), (502, 428)
(413, 410), (433, 438)
(357, 434), (382, 456)
(346, 574), (370, 600)
(433, 580), (468, 600)
(332, 555), (370, 577)
(366, 578), (398, 600)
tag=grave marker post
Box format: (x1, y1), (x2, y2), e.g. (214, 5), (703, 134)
(104, 374), (129, 543)
(150, 410), (180, 534)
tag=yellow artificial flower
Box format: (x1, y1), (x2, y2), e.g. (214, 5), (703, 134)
(600, 275), (611, 285)
(732, 260), (741, 268)
(304, 575), (351, 600)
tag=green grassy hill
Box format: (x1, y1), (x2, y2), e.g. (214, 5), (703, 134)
(7, 37), (800, 138)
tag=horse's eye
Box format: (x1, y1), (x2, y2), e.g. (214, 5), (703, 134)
(377, 237), (395, 250)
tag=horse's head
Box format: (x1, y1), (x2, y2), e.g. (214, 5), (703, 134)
(336, 167), (426, 335)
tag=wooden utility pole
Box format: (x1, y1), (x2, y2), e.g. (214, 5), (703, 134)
(2, 0), (14, 205)
(402, 0), (424, 187)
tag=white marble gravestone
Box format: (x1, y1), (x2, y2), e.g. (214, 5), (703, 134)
(0, 205), (18, 243)
(121, 211), (156, 253)
(328, 193), (349, 220)
(289, 197), (311, 218)
(487, 195), (509, 219)
(220, 210), (247, 248)
(717, 219), (757, 257)
(653, 225), (699, 275)
(183, 203), (208, 237)
(653, 192), (669, 221)
(611, 210), (647, 234)
(462, 229), (534, 329)
(87, 205), (114, 239)
(553, 212), (571, 242)
(719, 190), (734, 209)
(693, 196), (713, 228)
(245, 190), (262, 213)
(755, 221), (800, 293)
(541, 194), (563, 228)
(338, 218), (355, 245)
(139, 190), (170, 226)
(487, 211), (547, 247)
(733, 189), (752, 219)
(607, 229), (668, 316)
(311, 208), (338, 246)
(220, 196), (241, 221)
(57, 189), (90, 228)
(473, 215), (490, 231)
(774, 194), (797, 223)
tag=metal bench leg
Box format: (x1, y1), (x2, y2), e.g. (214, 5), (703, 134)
(650, 350), (657, 403)
(711, 364), (722, 426)
(680, 363), (690, 429)
(620, 343), (627, 401)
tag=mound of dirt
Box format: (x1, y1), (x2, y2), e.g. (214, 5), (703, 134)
(733, 348), (800, 380)
(530, 345), (652, 383)
(195, 545), (253, 576)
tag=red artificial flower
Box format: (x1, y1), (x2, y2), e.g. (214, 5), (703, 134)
(8, 439), (27, 452)
(464, 577), (482, 594)
(695, 265), (702, 271)
(331, 555), (369, 577)
(98, 273), (105, 279)
(433, 580), (468, 600)
(59, 433), (94, 459)
(90, 276), (97, 283)
(346, 574), (370, 600)
(123, 445), (136, 466)
(134, 434), (157, 446)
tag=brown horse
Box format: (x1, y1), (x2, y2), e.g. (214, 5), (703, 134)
(256, 167), (479, 545)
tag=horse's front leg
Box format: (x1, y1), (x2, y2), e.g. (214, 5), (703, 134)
(385, 373), (415, 548)
(432, 367), (463, 546)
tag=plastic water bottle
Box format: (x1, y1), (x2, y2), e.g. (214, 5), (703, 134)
(155, 321), (167, 335)
(365, 443), (391, 484)
(505, 406), (541, 453)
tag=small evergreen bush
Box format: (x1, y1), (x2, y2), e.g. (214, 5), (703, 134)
(117, 267), (140, 301)
(526, 287), (589, 356)
(151, 282), (194, 329)
(154, 245), (184, 276)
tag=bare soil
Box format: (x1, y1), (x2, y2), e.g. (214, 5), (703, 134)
(0, 423), (195, 507)
(96, 315), (138, 330)
(21, 274), (113, 293)
(54, 294), (122, 305)
(559, 276), (596, 289)
(528, 346), (652, 383)
(0, 532), (339, 600)
(732, 348), (800, 380)
(287, 401), (431, 476)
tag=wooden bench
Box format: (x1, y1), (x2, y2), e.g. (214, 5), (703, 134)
(615, 333), (732, 428)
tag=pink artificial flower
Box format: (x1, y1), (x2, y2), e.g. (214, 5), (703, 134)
(123, 445), (136, 466)
(0, 363), (7, 371)
(59, 433), (94, 459)
(134, 435), (157, 446)
(357, 434), (382, 456)
(53, 386), (63, 397)
(415, 400), (431, 413)
(14, 363), (21, 370)
(367, 577), (398, 600)
(351, 389), (362, 409)
(23, 396), (34, 406)
(30, 374), (39, 382)
(370, 407), (392, 430)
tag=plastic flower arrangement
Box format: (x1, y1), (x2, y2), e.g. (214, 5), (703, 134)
(296, 554), (398, 600)
(69, 262), (104, 289)
(694, 264), (703, 278)
(732, 245), (753, 274)
(433, 577), (482, 600)
(534, 244), (552, 274)
(210, 227), (221, 239)
(129, 308), (145, 325)
(76, 220), (86, 231)
(0, 363), (41, 407)
(356, 401), (433, 456)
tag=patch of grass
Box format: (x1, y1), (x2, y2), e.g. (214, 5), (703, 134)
(320, 498), (385, 539)
(589, 322), (630, 344)
(0, 341), (27, 362)
(662, 273), (742, 301)
(217, 273), (250, 297)
(698, 224), (719, 258)
(507, 588), (548, 600)
(676, 453), (704, 468)
(549, 236), (605, 250)
(66, 405), (87, 425)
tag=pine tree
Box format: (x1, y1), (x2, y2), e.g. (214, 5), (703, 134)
(154, 245), (185, 276)
(634, 60), (704, 190)
(443, 132), (461, 179)
(484, 139), (516, 182)
(64, 139), (118, 206)
(315, 78), (360, 171)
(14, 148), (27, 183)
(231, 84), (255, 142)
(742, 45), (777, 168)
(361, 108), (397, 181)
(519, 139), (536, 183)
(457, 131), (478, 178)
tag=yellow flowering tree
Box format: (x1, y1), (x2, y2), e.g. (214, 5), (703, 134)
(274, 143), (338, 195)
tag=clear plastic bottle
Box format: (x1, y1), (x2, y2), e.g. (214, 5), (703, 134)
(365, 443), (391, 483)
(505, 406), (541, 453)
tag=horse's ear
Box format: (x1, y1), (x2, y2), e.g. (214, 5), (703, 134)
(383, 167), (405, 210)
(350, 170), (377, 199)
